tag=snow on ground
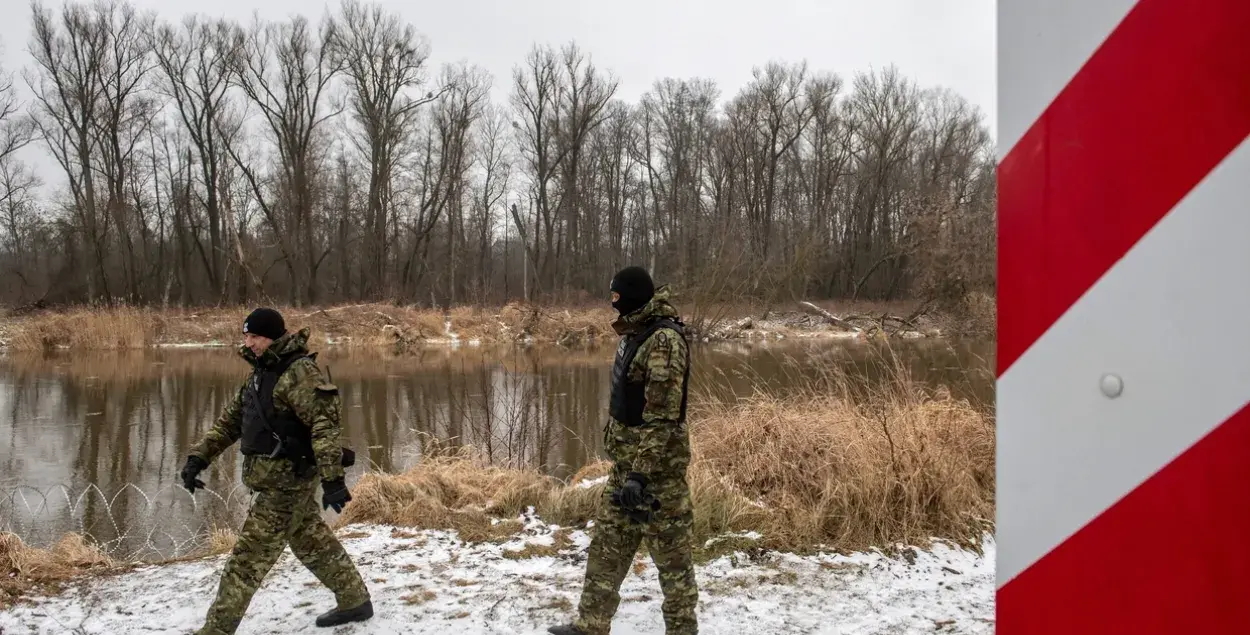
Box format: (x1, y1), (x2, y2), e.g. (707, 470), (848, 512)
(576, 476), (609, 489)
(0, 514), (995, 634)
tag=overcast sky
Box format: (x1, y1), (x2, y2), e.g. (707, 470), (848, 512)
(0, 0), (996, 186)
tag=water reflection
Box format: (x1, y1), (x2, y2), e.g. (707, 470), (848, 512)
(0, 338), (992, 556)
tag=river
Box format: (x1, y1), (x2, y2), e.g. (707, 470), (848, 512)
(0, 338), (992, 559)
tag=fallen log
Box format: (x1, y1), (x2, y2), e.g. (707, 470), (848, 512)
(843, 313), (921, 332)
(799, 301), (862, 332)
(299, 302), (376, 318)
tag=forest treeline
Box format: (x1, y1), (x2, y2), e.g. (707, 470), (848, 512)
(0, 0), (996, 311)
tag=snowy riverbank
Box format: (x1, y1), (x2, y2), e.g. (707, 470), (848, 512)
(0, 516), (995, 634)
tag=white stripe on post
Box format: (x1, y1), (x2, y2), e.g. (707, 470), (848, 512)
(996, 0), (1139, 157)
(996, 136), (1250, 586)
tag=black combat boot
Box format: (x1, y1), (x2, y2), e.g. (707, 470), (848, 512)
(315, 599), (373, 627)
(547, 625), (588, 635)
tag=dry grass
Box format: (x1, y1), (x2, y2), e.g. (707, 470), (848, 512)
(689, 390), (993, 554)
(4, 306), (155, 350)
(0, 341), (992, 603)
(400, 588), (438, 605)
(942, 291), (997, 338)
(334, 442), (608, 543)
(686, 343), (995, 555)
(0, 339), (626, 386)
(206, 528), (238, 556)
(0, 297), (963, 351)
(337, 349), (994, 556)
(0, 532), (117, 608)
(1, 302), (619, 351)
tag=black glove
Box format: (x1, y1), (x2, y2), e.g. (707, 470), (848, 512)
(340, 447), (355, 468)
(180, 456), (208, 494)
(614, 473), (647, 509)
(322, 478), (352, 513)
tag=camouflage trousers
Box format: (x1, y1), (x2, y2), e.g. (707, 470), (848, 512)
(574, 475), (699, 635)
(197, 481), (370, 634)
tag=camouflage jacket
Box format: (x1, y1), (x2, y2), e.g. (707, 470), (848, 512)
(603, 284), (692, 484)
(190, 327), (346, 490)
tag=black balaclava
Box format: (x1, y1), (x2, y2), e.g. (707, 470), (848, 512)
(610, 266), (655, 316)
(243, 307), (286, 340)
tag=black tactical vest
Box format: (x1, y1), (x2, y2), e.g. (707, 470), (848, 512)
(609, 317), (690, 427)
(239, 350), (315, 461)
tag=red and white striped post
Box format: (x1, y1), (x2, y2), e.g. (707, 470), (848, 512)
(997, 0), (1250, 632)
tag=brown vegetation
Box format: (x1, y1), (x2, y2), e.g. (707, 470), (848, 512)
(0, 532), (116, 609)
(0, 344), (993, 607)
(0, 298), (955, 351)
(336, 351), (995, 556)
(0, 302), (615, 351)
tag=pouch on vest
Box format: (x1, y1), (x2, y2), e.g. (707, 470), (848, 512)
(311, 379), (356, 468)
(318, 368), (356, 468)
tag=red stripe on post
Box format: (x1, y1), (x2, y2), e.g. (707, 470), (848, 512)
(996, 403), (1250, 633)
(996, 0), (1250, 377)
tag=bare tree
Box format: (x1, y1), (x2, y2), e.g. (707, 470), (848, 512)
(589, 99), (637, 279)
(510, 42), (618, 298)
(466, 103), (512, 303)
(733, 61), (815, 262)
(399, 62), (489, 302)
(0, 56), (41, 300)
(636, 78), (718, 282)
(92, 0), (157, 302)
(25, 0), (114, 301)
(0, 57), (37, 171)
(509, 44), (561, 299)
(840, 66), (923, 300)
(225, 12), (343, 305)
(330, 0), (441, 297)
(151, 15), (243, 301)
(552, 43), (618, 294)
(5, 4), (996, 312)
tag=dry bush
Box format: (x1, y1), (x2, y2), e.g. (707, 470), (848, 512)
(272, 304), (445, 348)
(337, 452), (603, 543)
(492, 302), (615, 346)
(339, 348), (994, 555)
(686, 345), (993, 553)
(6, 306), (155, 350)
(2, 297), (979, 350)
(335, 435), (614, 542)
(146, 527), (241, 568)
(2, 302), (625, 350)
(335, 441), (552, 543)
(4, 339), (991, 596)
(0, 532), (116, 608)
(0, 344), (991, 609)
(0, 341), (620, 389)
(688, 390), (993, 552)
(206, 528), (238, 556)
(940, 290), (996, 338)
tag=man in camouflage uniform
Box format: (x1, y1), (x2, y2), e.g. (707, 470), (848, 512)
(179, 307), (372, 634)
(549, 266), (699, 635)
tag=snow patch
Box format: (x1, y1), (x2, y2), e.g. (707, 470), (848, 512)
(444, 317), (460, 343)
(704, 531), (763, 548)
(0, 521), (995, 634)
(154, 341), (229, 349)
(575, 475), (609, 489)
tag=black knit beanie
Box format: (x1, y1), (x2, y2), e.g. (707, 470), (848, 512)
(610, 266), (655, 316)
(243, 307), (286, 340)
